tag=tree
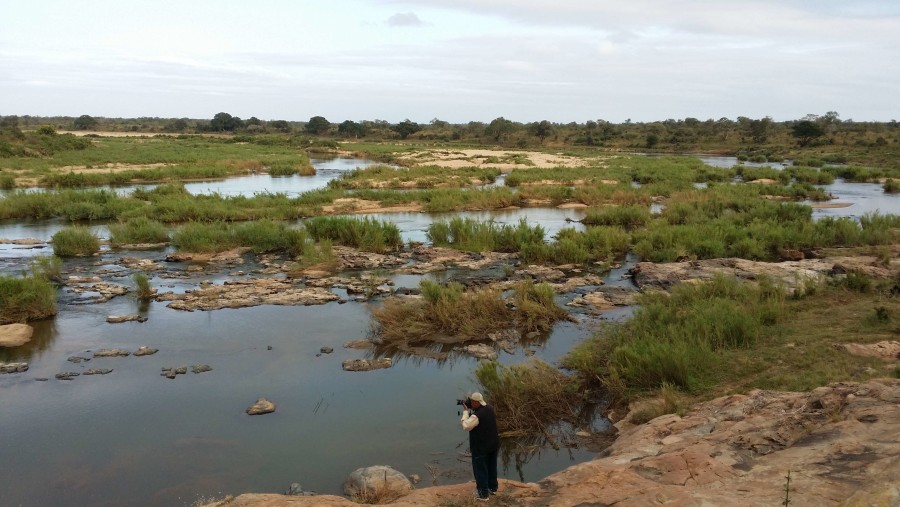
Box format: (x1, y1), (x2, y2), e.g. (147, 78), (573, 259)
(0, 115), (19, 128)
(73, 115), (98, 130)
(486, 117), (515, 142)
(210, 112), (243, 132)
(269, 120), (292, 133)
(392, 119), (421, 140)
(305, 116), (331, 135)
(792, 120), (825, 147)
(166, 119), (189, 132)
(747, 117), (772, 144)
(338, 120), (365, 138)
(529, 120), (553, 144)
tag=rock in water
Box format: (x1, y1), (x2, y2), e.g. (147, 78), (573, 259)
(0, 362), (29, 374)
(285, 483), (315, 496)
(84, 368), (113, 375)
(134, 346), (158, 356)
(342, 358), (392, 372)
(343, 465), (413, 498)
(55, 372), (80, 380)
(93, 348), (131, 357)
(191, 364), (212, 374)
(320, 346), (334, 354)
(0, 324), (34, 347)
(461, 343), (498, 360)
(105, 315), (147, 324)
(246, 398), (276, 415)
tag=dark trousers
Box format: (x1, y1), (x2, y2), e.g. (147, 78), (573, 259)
(471, 449), (498, 497)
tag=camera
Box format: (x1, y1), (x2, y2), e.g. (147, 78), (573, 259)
(456, 398), (471, 407)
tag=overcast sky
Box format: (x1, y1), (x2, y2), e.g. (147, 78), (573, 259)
(2, 0), (898, 123)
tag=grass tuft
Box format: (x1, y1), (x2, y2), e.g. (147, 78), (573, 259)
(51, 227), (99, 257)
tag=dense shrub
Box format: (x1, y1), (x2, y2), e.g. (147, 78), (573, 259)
(51, 227), (99, 256)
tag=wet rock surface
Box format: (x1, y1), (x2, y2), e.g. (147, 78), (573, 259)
(460, 343), (497, 360)
(64, 276), (129, 304)
(246, 398), (276, 415)
(163, 278), (339, 311)
(0, 323), (34, 347)
(191, 364), (212, 374)
(55, 372), (80, 380)
(342, 358), (392, 372)
(161, 366), (189, 379)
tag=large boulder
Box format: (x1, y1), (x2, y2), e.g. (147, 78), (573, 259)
(343, 465), (412, 499)
(0, 323), (33, 347)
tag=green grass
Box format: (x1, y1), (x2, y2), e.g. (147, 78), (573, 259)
(172, 220), (309, 255)
(303, 216), (402, 253)
(884, 178), (900, 194)
(51, 227), (100, 256)
(133, 273), (154, 300)
(426, 217), (545, 252)
(582, 205), (651, 230)
(0, 171), (15, 189)
(108, 217), (170, 246)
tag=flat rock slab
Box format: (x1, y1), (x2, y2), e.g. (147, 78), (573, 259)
(841, 341), (900, 361)
(161, 366), (188, 379)
(246, 398), (276, 415)
(106, 314), (148, 324)
(191, 364), (212, 374)
(93, 348), (131, 357)
(55, 372), (81, 380)
(342, 358), (392, 372)
(0, 323), (34, 347)
(461, 343), (498, 360)
(165, 278), (339, 311)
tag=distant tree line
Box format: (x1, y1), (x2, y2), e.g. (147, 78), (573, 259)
(2, 111), (898, 155)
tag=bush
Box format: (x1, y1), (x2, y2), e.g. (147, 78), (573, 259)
(172, 220), (309, 255)
(51, 227), (99, 257)
(884, 179), (900, 194)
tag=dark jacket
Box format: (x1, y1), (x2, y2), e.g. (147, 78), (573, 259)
(469, 404), (499, 455)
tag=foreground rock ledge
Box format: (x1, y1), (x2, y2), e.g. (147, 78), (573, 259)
(204, 379), (900, 507)
(163, 278), (339, 311)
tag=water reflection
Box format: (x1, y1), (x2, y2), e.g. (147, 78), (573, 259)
(0, 317), (58, 363)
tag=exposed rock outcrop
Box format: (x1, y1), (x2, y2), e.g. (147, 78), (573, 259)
(840, 341), (900, 361)
(629, 255), (897, 293)
(163, 278), (339, 311)
(0, 323), (34, 347)
(106, 314), (147, 324)
(204, 379), (900, 507)
(0, 362), (29, 374)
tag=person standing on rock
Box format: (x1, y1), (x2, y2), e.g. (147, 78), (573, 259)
(460, 392), (499, 501)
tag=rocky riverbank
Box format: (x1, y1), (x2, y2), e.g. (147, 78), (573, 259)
(204, 379), (900, 507)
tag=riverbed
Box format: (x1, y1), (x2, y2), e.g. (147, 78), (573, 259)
(1, 157), (898, 506)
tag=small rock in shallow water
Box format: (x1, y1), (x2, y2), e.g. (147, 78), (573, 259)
(67, 356), (91, 363)
(285, 483), (316, 496)
(84, 368), (113, 375)
(246, 398), (276, 415)
(55, 372), (80, 380)
(35, 377), (48, 381)
(93, 348), (130, 358)
(191, 364), (212, 374)
(320, 346), (334, 354)
(1, 362), (29, 374)
(105, 314), (147, 324)
(134, 346), (158, 356)
(342, 358), (392, 372)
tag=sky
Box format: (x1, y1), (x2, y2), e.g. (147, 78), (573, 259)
(1, 0), (898, 123)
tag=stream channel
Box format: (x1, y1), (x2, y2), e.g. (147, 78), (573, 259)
(1, 156), (898, 506)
